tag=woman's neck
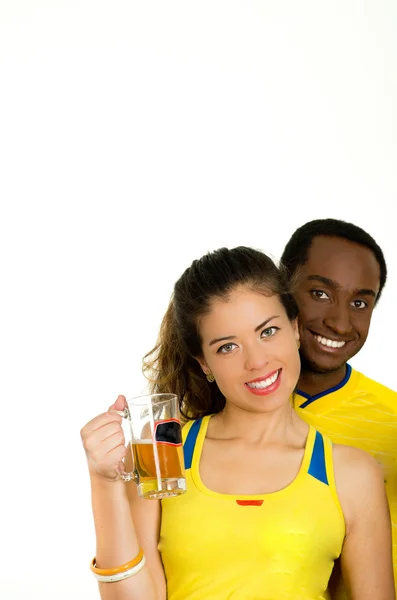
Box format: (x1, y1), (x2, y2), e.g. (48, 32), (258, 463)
(209, 402), (307, 445)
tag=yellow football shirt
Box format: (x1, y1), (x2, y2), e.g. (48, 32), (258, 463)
(294, 365), (397, 591)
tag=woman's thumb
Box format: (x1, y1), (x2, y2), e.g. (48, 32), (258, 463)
(108, 394), (126, 412)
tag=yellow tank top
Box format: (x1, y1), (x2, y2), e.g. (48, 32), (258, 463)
(159, 415), (345, 600)
(294, 364), (397, 597)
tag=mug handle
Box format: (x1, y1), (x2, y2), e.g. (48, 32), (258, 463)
(114, 407), (139, 484)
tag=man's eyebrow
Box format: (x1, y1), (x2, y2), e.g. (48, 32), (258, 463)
(208, 316), (280, 346)
(307, 275), (340, 288)
(354, 289), (377, 298)
(307, 275), (377, 297)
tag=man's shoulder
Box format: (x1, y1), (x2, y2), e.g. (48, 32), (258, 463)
(353, 368), (397, 398)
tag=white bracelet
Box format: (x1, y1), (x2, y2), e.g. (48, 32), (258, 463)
(93, 555), (146, 582)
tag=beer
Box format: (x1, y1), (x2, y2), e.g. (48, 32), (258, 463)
(121, 394), (187, 499)
(131, 439), (185, 481)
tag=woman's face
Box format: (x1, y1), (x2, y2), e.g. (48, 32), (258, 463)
(197, 286), (300, 414)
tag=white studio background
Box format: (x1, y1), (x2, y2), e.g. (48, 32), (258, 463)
(0, 1), (396, 598)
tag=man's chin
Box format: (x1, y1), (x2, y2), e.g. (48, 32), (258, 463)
(300, 353), (347, 375)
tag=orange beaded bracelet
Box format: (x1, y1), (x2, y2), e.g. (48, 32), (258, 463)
(90, 549), (144, 576)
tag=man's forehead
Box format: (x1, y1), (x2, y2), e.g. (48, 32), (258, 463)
(305, 236), (378, 268)
(301, 236), (380, 292)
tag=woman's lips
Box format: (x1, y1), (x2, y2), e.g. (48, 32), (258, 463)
(245, 369), (282, 396)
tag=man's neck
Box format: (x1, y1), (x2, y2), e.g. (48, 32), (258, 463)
(297, 364), (348, 397)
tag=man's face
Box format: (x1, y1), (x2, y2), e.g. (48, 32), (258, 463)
(293, 236), (381, 374)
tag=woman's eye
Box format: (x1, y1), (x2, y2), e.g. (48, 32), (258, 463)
(261, 327), (279, 338)
(217, 342), (237, 354)
(311, 290), (329, 300)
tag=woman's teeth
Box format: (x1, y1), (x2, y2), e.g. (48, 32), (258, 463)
(246, 371), (279, 389)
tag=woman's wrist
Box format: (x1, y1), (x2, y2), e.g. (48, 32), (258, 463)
(89, 468), (126, 492)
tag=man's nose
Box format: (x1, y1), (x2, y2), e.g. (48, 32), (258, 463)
(323, 303), (353, 336)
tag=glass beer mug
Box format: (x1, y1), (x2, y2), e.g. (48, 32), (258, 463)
(117, 393), (186, 499)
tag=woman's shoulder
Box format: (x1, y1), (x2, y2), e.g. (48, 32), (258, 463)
(332, 442), (384, 491)
(181, 414), (210, 442)
(331, 442), (386, 525)
(332, 442), (383, 479)
(181, 414), (212, 429)
(181, 415), (203, 431)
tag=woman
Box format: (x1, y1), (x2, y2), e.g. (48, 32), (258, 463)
(81, 246), (394, 600)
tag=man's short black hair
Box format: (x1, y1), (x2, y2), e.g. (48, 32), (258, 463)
(280, 218), (387, 301)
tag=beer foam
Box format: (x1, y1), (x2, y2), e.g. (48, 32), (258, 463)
(132, 438), (154, 444)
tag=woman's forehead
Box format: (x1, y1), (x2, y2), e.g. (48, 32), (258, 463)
(200, 290), (284, 331)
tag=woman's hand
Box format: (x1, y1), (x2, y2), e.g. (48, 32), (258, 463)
(80, 395), (127, 481)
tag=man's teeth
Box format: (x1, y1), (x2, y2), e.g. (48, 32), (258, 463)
(314, 335), (345, 349)
(246, 371), (279, 389)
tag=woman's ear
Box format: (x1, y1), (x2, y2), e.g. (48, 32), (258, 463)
(195, 355), (210, 376)
(292, 318), (300, 343)
(196, 356), (216, 384)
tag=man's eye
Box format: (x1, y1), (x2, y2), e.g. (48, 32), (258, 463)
(351, 300), (367, 309)
(311, 290), (329, 300)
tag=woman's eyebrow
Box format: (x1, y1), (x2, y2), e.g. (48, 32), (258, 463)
(208, 315), (280, 346)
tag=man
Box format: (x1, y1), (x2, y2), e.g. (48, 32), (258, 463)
(281, 218), (397, 594)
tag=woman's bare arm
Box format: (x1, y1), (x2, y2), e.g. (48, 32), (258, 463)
(81, 397), (167, 600)
(124, 448), (167, 598)
(334, 445), (395, 600)
(90, 475), (165, 600)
